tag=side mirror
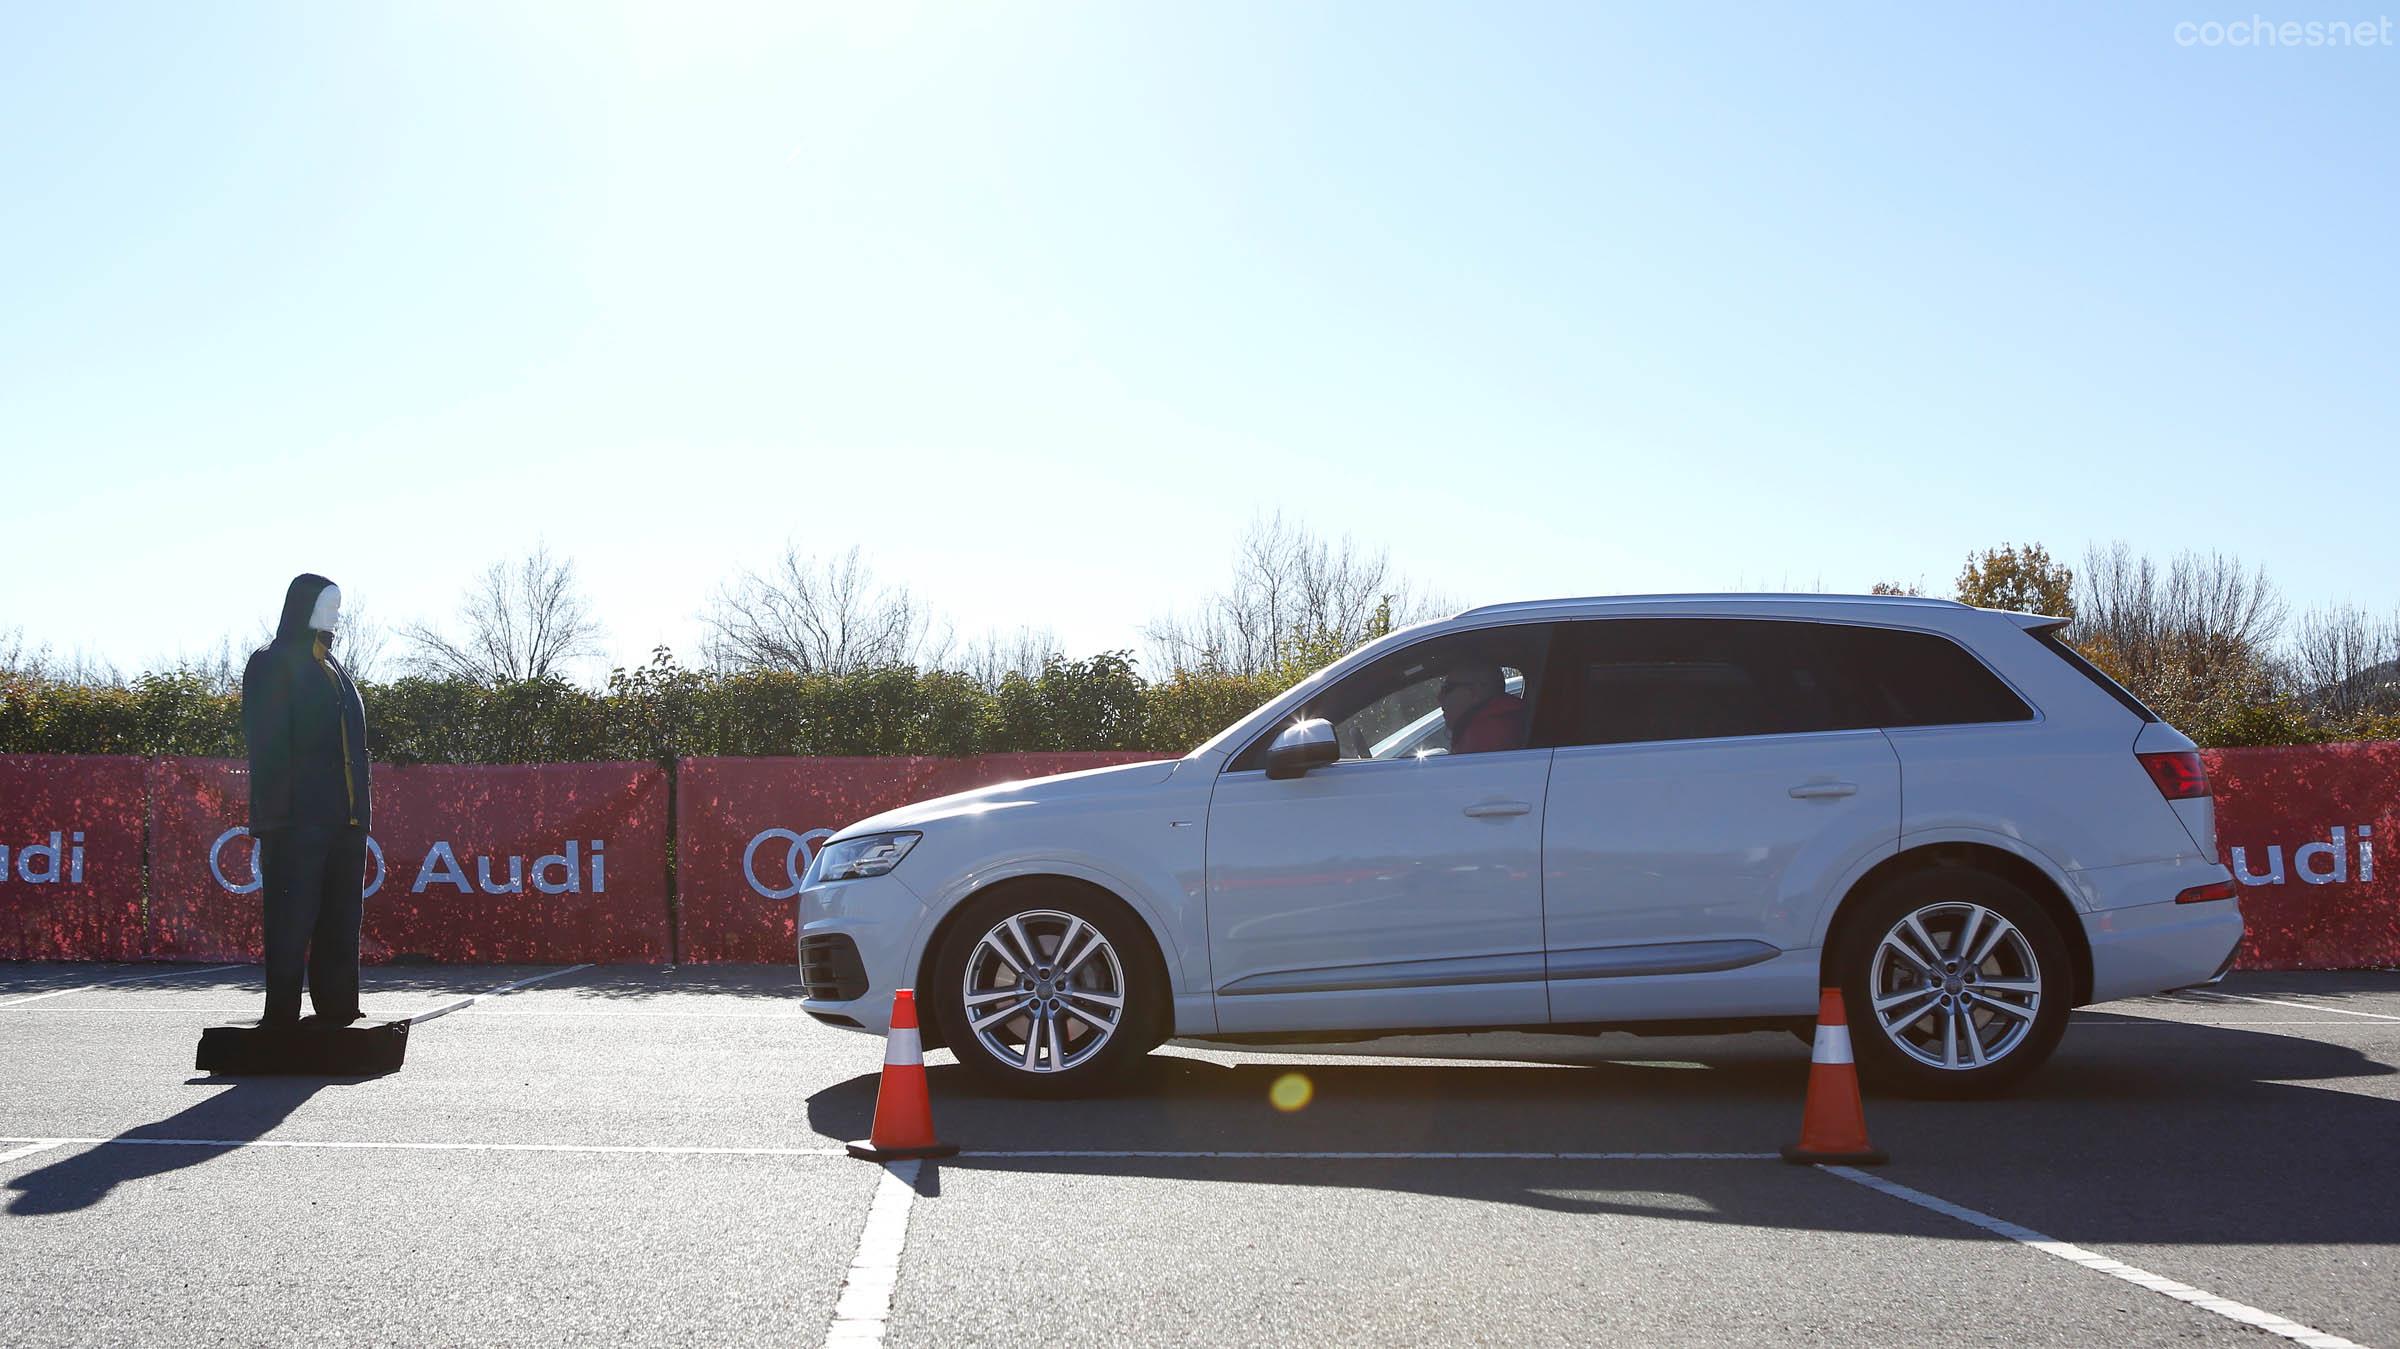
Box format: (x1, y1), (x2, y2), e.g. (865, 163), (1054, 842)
(1265, 718), (1339, 780)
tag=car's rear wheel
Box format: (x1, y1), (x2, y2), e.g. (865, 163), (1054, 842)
(1834, 868), (2072, 1098)
(929, 885), (1161, 1097)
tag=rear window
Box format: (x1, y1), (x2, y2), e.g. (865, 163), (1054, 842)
(1560, 618), (2034, 745)
(1818, 625), (2035, 727)
(2031, 627), (2158, 722)
(1564, 619), (1844, 746)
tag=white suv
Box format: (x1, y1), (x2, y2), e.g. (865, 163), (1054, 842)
(796, 594), (2243, 1097)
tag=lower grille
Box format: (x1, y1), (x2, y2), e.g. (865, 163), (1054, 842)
(800, 934), (869, 1002)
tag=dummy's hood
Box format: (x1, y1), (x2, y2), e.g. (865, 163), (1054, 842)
(275, 573), (336, 643)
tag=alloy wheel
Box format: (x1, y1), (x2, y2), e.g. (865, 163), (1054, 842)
(1867, 900), (2043, 1071)
(959, 909), (1127, 1074)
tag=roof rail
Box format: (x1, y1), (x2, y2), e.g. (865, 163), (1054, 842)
(1456, 592), (1971, 619)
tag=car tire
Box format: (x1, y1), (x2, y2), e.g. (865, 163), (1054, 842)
(1833, 867), (2072, 1099)
(929, 883), (1163, 1098)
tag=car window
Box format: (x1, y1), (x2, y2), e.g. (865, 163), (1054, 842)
(1229, 625), (1553, 771)
(1368, 672), (1526, 758)
(2030, 627), (2152, 721)
(1560, 619), (1844, 747)
(1822, 624), (2036, 727)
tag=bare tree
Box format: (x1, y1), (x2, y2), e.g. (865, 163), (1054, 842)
(949, 626), (1062, 690)
(0, 627), (45, 681)
(2288, 604), (2400, 717)
(169, 601), (394, 694)
(2069, 543), (2288, 729)
(1146, 513), (1445, 678)
(332, 601), (392, 682)
(10, 633), (123, 687)
(145, 634), (252, 697)
(402, 544), (604, 684)
(702, 544), (928, 675)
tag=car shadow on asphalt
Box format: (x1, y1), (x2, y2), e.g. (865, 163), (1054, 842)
(6, 1077), (351, 1216)
(803, 1013), (2399, 1244)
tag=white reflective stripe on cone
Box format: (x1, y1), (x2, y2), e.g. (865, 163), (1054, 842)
(884, 1026), (922, 1066)
(1812, 1024), (1854, 1064)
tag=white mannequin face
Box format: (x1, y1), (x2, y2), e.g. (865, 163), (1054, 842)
(308, 584), (342, 633)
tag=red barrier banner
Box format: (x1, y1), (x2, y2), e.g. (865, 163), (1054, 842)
(2207, 743), (2399, 970)
(0, 755), (149, 961)
(147, 757), (671, 964)
(10, 744), (2397, 970)
(675, 753), (1167, 963)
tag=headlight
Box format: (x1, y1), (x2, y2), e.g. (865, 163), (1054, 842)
(809, 831), (921, 882)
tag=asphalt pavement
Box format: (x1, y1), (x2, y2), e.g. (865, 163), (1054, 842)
(4, 961), (2395, 1346)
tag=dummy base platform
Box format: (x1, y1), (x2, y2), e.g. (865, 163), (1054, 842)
(196, 1020), (410, 1076)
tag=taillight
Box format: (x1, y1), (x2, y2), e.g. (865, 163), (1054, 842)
(2176, 879), (2237, 904)
(2138, 750), (2210, 800)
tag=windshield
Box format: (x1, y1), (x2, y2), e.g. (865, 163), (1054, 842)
(1180, 622), (1445, 760)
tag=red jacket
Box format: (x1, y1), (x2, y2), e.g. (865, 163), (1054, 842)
(1453, 692), (1528, 754)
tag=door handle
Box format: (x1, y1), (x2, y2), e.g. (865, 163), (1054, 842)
(1463, 800), (1533, 818)
(1788, 781), (1859, 800)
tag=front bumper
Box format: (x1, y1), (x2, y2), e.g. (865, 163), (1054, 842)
(796, 872), (929, 1036)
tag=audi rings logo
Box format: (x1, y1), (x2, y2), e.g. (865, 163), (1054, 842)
(210, 826), (386, 899)
(743, 827), (835, 900)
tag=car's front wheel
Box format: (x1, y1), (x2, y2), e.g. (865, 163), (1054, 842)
(1835, 868), (2073, 1098)
(929, 884), (1161, 1097)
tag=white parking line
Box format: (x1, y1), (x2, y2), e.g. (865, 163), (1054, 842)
(0, 965), (242, 1008)
(408, 964), (594, 1024)
(0, 1139), (66, 1166)
(0, 1006), (431, 1016)
(1821, 1166), (2366, 1349)
(823, 1160), (923, 1348)
(0, 1135), (851, 1158)
(2178, 992), (2400, 1023)
(438, 1007), (814, 1019)
(0, 1006), (814, 1019)
(2073, 1020), (2385, 1029)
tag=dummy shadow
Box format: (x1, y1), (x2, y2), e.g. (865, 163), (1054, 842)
(6, 1076), (357, 1216)
(805, 1012), (2400, 1247)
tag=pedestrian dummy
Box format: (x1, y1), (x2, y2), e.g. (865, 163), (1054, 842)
(241, 573), (371, 1028)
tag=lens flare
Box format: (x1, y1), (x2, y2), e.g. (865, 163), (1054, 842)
(1269, 1071), (1314, 1112)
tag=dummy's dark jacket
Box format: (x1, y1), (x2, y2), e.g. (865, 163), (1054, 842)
(243, 574), (371, 833)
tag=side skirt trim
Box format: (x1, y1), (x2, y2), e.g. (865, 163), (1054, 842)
(1546, 939), (1780, 982)
(1218, 952), (1545, 997)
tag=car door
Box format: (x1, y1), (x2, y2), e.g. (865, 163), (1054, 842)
(1540, 618), (1901, 1024)
(1205, 624), (1556, 1034)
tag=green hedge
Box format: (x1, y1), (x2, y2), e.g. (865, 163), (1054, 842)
(0, 652), (1288, 764)
(8, 646), (2385, 764)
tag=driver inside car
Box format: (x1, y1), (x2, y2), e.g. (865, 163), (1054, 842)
(1438, 662), (1528, 754)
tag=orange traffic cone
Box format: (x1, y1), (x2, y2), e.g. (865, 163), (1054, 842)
(846, 989), (960, 1162)
(1781, 987), (1887, 1165)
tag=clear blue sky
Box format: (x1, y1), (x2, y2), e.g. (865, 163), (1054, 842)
(4, 2), (2394, 679)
